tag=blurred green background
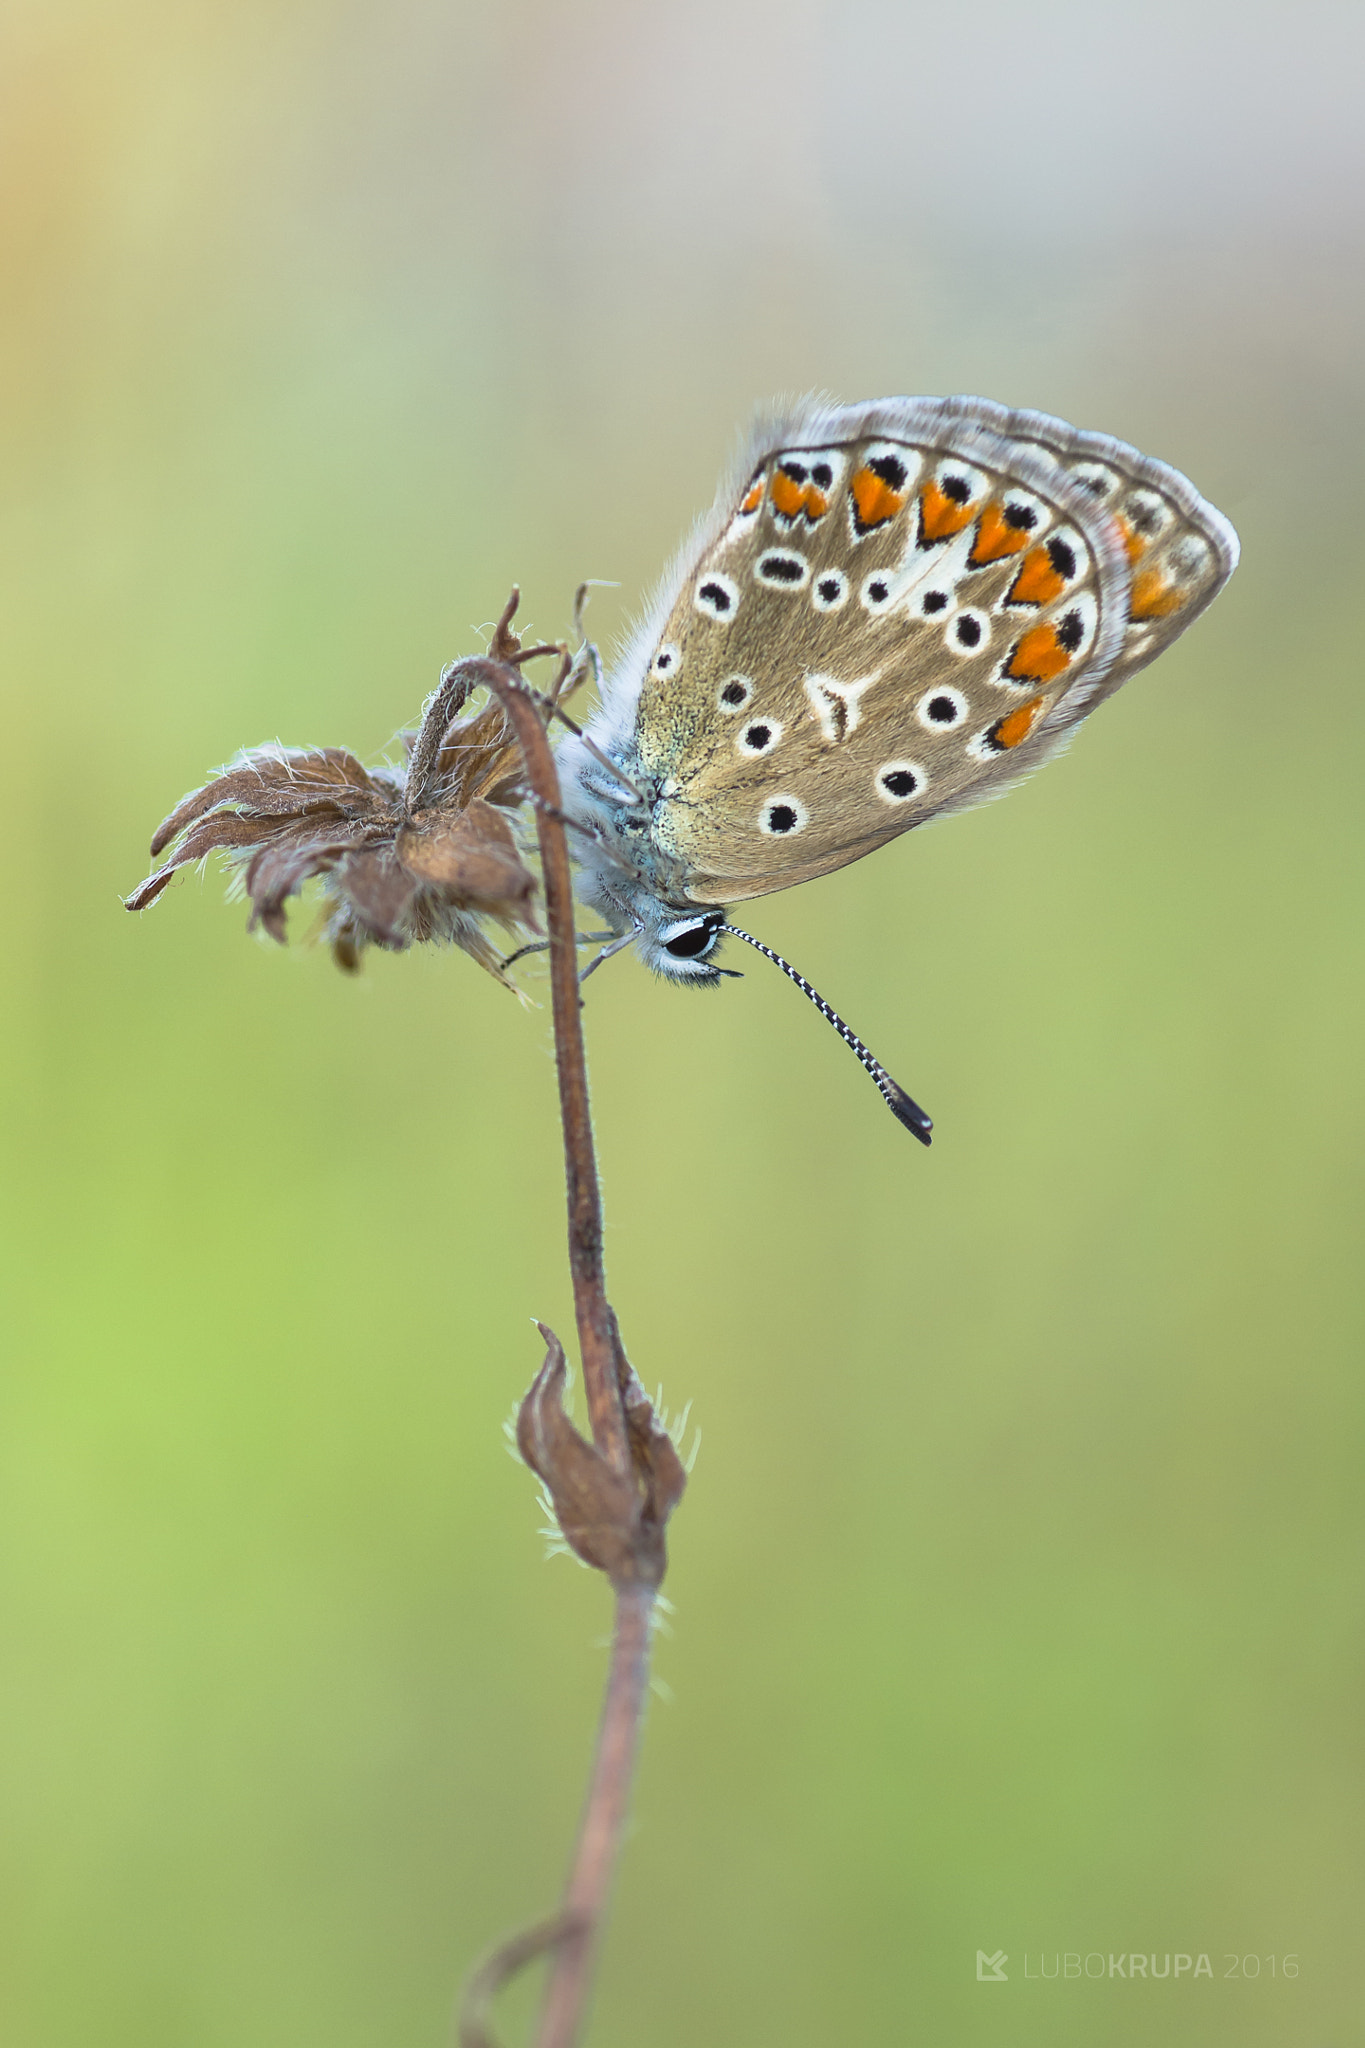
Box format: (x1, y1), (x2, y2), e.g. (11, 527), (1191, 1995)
(2, 0), (1362, 2042)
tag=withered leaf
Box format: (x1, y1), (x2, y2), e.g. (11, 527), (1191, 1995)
(396, 800), (536, 914)
(150, 748), (384, 856)
(334, 846), (420, 943)
(247, 831), (378, 942)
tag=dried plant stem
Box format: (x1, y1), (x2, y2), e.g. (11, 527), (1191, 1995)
(535, 1582), (655, 2048)
(459, 1580), (657, 2048)
(462, 648), (628, 1477)
(454, 611), (674, 2048)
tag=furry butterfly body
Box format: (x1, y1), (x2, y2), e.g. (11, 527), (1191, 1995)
(556, 395), (1238, 984)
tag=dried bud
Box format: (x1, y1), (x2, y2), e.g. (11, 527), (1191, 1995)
(517, 1324), (686, 1587)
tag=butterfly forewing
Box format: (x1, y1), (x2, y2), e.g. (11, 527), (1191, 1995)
(628, 402), (1137, 905)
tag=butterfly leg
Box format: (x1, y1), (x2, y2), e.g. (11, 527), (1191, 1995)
(500, 930), (616, 971)
(579, 932), (637, 983)
(527, 792), (613, 845)
(554, 586), (607, 705)
(556, 577), (624, 704)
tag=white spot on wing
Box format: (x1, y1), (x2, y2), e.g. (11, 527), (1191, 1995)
(803, 671), (879, 744)
(694, 572), (740, 620)
(758, 795), (809, 837)
(876, 760), (928, 804)
(811, 568), (849, 611)
(717, 674), (753, 713)
(754, 549), (810, 590)
(1069, 461), (1121, 503)
(737, 717), (784, 757)
(859, 569), (897, 613)
(916, 686), (968, 731)
(946, 608), (991, 656)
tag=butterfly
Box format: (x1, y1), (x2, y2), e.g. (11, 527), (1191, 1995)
(553, 396), (1239, 1140)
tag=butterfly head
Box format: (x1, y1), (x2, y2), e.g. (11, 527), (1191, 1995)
(611, 897), (728, 984)
(652, 909), (728, 981)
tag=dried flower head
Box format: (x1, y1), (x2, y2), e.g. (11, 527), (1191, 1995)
(126, 665), (541, 983)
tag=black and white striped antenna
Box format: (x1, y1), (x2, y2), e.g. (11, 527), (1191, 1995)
(721, 924), (933, 1145)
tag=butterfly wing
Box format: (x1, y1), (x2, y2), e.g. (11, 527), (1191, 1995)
(995, 404), (1240, 711)
(602, 397), (1235, 908)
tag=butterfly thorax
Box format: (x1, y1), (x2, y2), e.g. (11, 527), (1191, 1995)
(555, 731), (732, 982)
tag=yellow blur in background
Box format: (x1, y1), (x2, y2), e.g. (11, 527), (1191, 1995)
(3, 1), (1362, 2042)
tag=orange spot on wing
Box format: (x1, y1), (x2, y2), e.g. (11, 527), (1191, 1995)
(851, 466), (906, 529)
(1129, 567), (1186, 619)
(1007, 546), (1066, 607)
(771, 472), (831, 521)
(970, 501), (1036, 565)
(918, 479), (977, 542)
(740, 478), (764, 515)
(770, 471), (805, 517)
(1115, 514), (1146, 563)
(989, 694), (1047, 750)
(1005, 624), (1073, 685)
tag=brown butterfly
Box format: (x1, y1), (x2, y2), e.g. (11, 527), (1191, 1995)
(554, 396), (1238, 1140)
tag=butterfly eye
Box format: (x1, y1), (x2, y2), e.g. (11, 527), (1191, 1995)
(737, 718), (783, 756)
(662, 918), (720, 960)
(916, 688), (968, 730)
(946, 608), (991, 654)
(758, 795), (809, 837)
(876, 761), (928, 804)
(812, 570), (849, 611)
(694, 573), (740, 620)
